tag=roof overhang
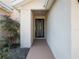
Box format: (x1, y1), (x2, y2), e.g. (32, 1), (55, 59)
(13, 0), (33, 8)
(0, 1), (13, 12)
(44, 0), (55, 9)
(12, 0), (24, 6)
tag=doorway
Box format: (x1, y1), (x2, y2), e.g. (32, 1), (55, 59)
(32, 10), (48, 39)
(35, 19), (44, 38)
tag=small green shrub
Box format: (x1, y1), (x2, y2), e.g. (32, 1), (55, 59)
(0, 47), (9, 59)
(0, 15), (20, 48)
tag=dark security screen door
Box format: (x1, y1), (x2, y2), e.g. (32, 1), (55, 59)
(35, 19), (44, 38)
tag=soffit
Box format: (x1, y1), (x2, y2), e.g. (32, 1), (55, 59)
(32, 10), (48, 16)
(13, 0), (33, 7)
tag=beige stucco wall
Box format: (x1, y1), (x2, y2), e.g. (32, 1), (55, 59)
(18, 0), (46, 48)
(71, 0), (79, 59)
(47, 0), (71, 59)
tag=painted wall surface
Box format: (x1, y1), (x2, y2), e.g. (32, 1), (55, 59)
(20, 9), (32, 48)
(19, 0), (46, 48)
(47, 0), (71, 59)
(71, 0), (79, 59)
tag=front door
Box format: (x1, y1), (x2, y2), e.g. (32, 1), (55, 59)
(35, 19), (44, 38)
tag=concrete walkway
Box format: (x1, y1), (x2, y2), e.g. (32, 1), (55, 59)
(26, 39), (55, 59)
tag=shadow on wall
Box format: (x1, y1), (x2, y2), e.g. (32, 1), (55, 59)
(49, 0), (57, 11)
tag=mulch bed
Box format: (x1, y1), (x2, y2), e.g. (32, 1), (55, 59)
(7, 48), (29, 59)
